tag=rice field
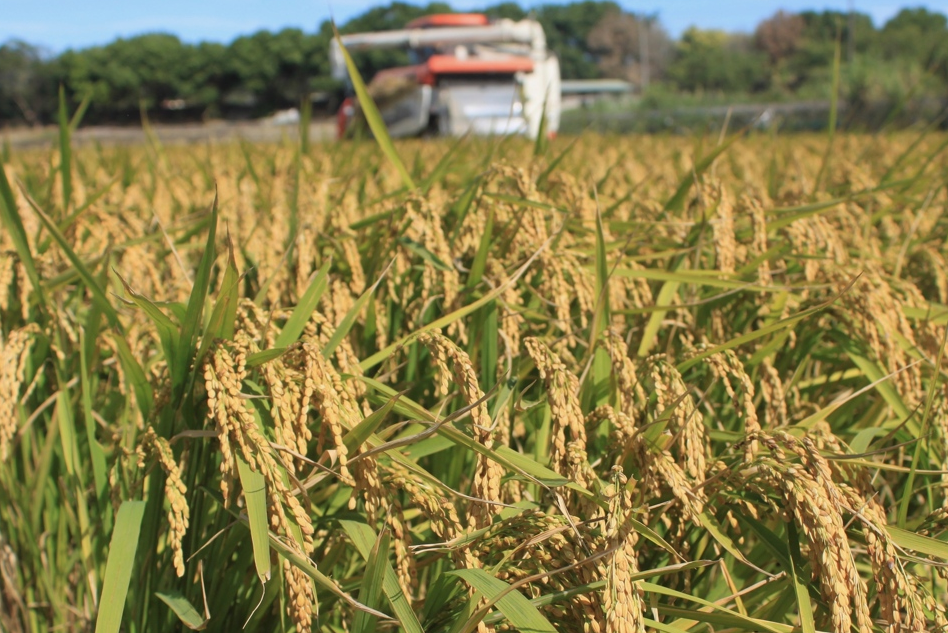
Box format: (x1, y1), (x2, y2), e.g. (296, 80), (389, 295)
(2, 123), (948, 633)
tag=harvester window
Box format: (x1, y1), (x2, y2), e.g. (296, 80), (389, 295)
(409, 47), (437, 64)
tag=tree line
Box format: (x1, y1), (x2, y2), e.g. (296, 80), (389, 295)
(1, 1), (947, 126)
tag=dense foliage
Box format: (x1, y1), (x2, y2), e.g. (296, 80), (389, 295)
(1, 3), (948, 126)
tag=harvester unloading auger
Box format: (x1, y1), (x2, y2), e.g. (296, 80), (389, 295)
(330, 13), (561, 139)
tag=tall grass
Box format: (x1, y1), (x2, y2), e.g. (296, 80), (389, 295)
(2, 105), (948, 632)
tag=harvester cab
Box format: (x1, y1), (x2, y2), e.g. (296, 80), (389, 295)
(330, 13), (560, 139)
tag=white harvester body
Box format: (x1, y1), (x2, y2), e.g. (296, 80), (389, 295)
(330, 14), (560, 139)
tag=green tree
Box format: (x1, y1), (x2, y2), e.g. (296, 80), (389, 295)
(667, 28), (767, 93)
(54, 34), (200, 119)
(222, 28), (324, 113)
(484, 2), (527, 21)
(536, 1), (620, 79)
(0, 40), (49, 125)
(587, 10), (672, 85)
(879, 8), (948, 70)
(791, 10), (875, 73)
(753, 11), (805, 92)
(788, 8), (947, 105)
(754, 11), (804, 65)
(179, 42), (227, 113)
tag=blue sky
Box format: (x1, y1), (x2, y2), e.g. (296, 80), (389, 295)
(4, 1), (947, 53)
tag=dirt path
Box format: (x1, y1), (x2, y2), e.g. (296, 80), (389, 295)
(3, 120), (337, 149)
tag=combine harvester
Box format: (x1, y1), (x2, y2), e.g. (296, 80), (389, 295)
(330, 14), (561, 139)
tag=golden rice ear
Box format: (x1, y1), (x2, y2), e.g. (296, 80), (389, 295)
(705, 349), (760, 460)
(524, 337), (590, 485)
(741, 191), (773, 286)
(298, 340), (356, 487)
(141, 429), (189, 578)
(742, 433), (873, 633)
(284, 561), (316, 632)
(705, 180), (737, 274)
(417, 331), (501, 529)
(0, 324), (39, 462)
(386, 498), (418, 600)
(603, 467), (646, 633)
(601, 328), (645, 417)
(758, 358), (787, 428)
(649, 358), (708, 482)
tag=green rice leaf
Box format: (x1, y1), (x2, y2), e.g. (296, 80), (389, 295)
(677, 286), (850, 373)
(68, 90), (92, 133)
(613, 267), (778, 292)
(58, 85), (72, 213)
(332, 25), (415, 190)
(786, 521), (816, 633)
(246, 347), (290, 368)
(899, 324), (947, 527)
(340, 520), (424, 633)
(94, 501), (146, 633)
(465, 207), (494, 290)
(23, 191), (119, 327)
(54, 390), (79, 477)
(215, 232), (241, 341)
(448, 568), (557, 633)
(637, 280), (679, 358)
(695, 510), (755, 571)
(533, 91), (549, 157)
(735, 513), (792, 572)
(843, 350), (914, 428)
(79, 329), (107, 500)
(640, 582), (789, 633)
(209, 488), (392, 621)
(588, 205), (612, 406)
(646, 607), (791, 633)
(351, 527), (390, 633)
(0, 162), (47, 310)
(193, 233), (242, 373)
(114, 272), (179, 371)
(664, 130), (744, 212)
(626, 517), (682, 559)
(343, 393), (400, 454)
(536, 136), (578, 187)
(765, 197), (847, 231)
(110, 333), (154, 420)
(156, 592), (208, 630)
(360, 242), (548, 371)
(484, 560), (714, 625)
(479, 300), (499, 393)
(236, 457), (271, 583)
(176, 193), (218, 399)
(323, 260), (390, 359)
(398, 236), (452, 271)
(274, 258), (331, 349)
(421, 132), (468, 193)
(357, 375), (583, 495)
(886, 525), (948, 560)
(494, 445), (572, 489)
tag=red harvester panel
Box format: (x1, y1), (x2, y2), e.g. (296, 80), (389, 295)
(405, 14), (490, 29)
(426, 55), (534, 75)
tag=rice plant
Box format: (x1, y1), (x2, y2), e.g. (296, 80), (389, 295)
(2, 100), (948, 633)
